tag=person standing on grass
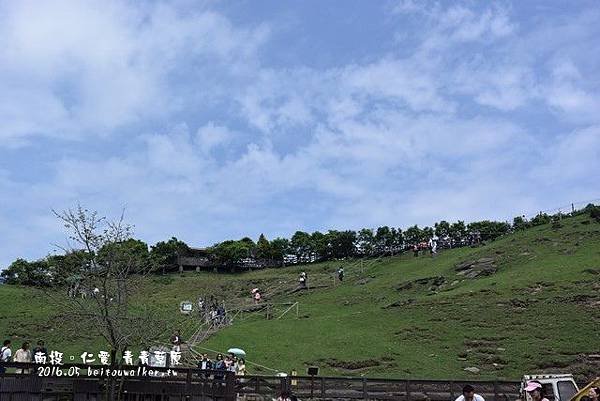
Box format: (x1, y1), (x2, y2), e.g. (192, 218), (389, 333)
(337, 267), (344, 282)
(454, 385), (485, 401)
(0, 340), (12, 374)
(14, 342), (32, 374)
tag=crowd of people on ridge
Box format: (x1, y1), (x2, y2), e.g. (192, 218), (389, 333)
(197, 296), (230, 326)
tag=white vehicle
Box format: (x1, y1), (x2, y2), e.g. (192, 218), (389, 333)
(520, 374), (579, 401)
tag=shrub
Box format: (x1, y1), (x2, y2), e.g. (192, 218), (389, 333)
(588, 205), (600, 222)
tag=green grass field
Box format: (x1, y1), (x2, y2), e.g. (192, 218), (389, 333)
(1, 214), (599, 381)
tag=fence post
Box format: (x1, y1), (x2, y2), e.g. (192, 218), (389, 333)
(186, 368), (192, 396)
(278, 375), (287, 395)
(494, 381), (499, 401)
(406, 380), (411, 401)
(362, 377), (367, 399)
(224, 371), (235, 401)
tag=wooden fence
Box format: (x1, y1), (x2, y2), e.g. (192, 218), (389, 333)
(0, 362), (520, 401)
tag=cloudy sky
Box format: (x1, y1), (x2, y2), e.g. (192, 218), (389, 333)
(1, 0), (599, 266)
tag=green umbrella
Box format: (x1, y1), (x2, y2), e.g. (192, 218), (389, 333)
(227, 348), (246, 357)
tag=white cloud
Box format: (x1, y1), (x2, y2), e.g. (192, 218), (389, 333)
(0, 0), (268, 146)
(196, 122), (234, 153)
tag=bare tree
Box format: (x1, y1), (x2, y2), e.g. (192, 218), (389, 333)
(48, 205), (178, 371)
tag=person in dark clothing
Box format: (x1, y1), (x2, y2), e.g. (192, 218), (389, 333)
(197, 353), (213, 379)
(213, 354), (226, 381)
(32, 340), (48, 363)
(337, 267), (344, 281)
(413, 244), (419, 257)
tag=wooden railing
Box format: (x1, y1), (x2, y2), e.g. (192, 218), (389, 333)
(0, 362), (520, 401)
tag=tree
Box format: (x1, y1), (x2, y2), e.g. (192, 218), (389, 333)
(1, 258), (51, 286)
(149, 237), (190, 274)
(530, 213), (551, 226)
(588, 204), (600, 222)
(290, 231), (312, 262)
(404, 225), (422, 246)
(49, 205), (175, 399)
(328, 230), (357, 259)
(512, 216), (529, 231)
(449, 221), (467, 245)
(434, 220), (451, 238)
(210, 239), (254, 269)
(357, 228), (375, 256)
(391, 228), (404, 254)
(269, 237), (290, 265)
(375, 226), (392, 255)
(310, 231), (328, 261)
(256, 234), (271, 260)
(467, 220), (510, 241)
(99, 239), (149, 273)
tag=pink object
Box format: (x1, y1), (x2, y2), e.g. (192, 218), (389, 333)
(524, 382), (542, 392)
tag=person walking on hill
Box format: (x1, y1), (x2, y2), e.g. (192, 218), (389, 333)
(299, 272), (307, 289)
(337, 267), (344, 282)
(170, 330), (182, 352)
(428, 237), (437, 257)
(0, 340), (12, 374)
(412, 244), (419, 257)
(454, 385), (485, 401)
(14, 342), (32, 374)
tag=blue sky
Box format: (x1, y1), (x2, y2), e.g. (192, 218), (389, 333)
(1, 0), (599, 267)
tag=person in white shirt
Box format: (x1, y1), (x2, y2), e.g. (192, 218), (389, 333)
(455, 385), (485, 401)
(14, 342), (32, 374)
(0, 340), (12, 374)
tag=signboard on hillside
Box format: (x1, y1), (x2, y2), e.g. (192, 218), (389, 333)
(180, 301), (193, 314)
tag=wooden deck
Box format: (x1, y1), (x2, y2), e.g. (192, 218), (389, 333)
(0, 363), (520, 401)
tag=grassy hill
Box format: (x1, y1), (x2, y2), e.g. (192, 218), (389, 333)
(1, 213), (599, 381)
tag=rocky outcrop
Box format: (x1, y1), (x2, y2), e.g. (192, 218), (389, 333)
(455, 257), (497, 278)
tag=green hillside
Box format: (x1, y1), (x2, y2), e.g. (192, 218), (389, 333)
(1, 214), (599, 381)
